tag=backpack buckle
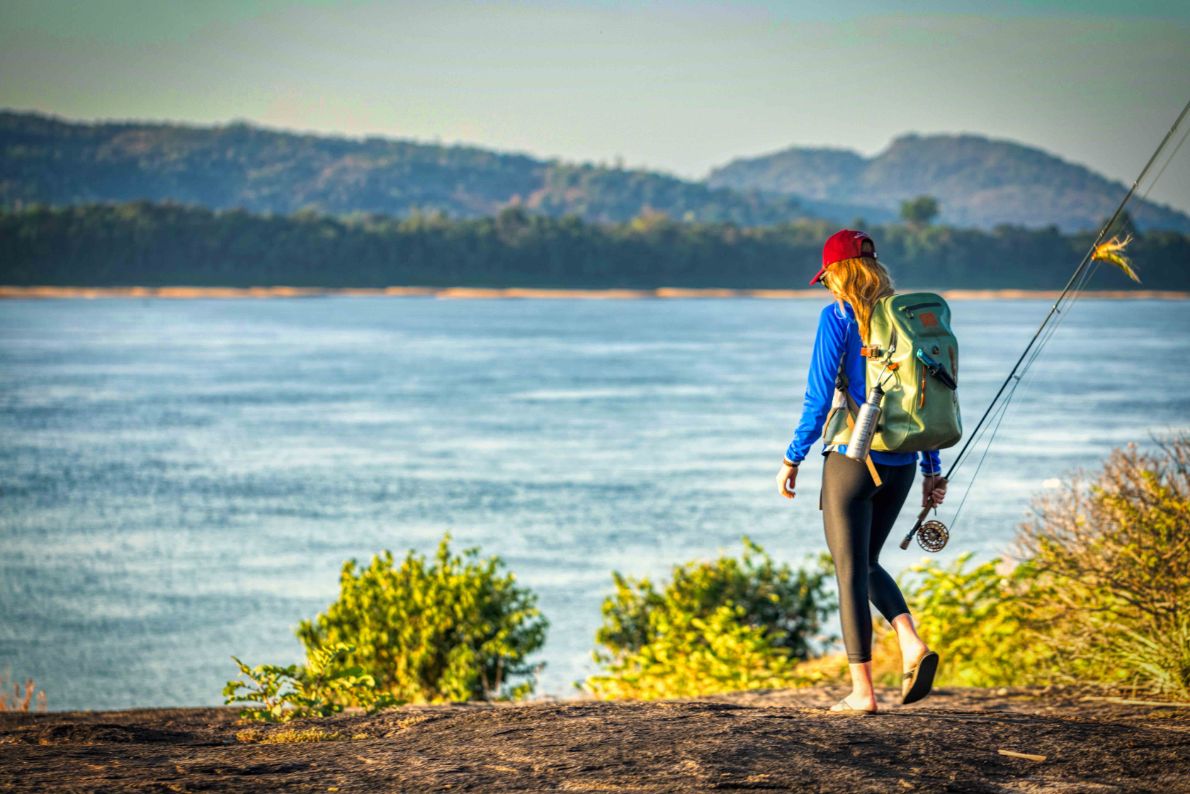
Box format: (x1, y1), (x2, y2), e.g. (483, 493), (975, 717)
(860, 345), (883, 358)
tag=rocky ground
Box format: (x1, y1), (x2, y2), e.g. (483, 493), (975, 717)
(2, 687), (1187, 792)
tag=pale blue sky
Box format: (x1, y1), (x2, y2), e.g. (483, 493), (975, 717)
(2, 0), (1188, 212)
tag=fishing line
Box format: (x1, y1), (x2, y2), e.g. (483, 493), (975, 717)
(946, 265), (1092, 478)
(946, 369), (1021, 534)
(950, 99), (1188, 478)
(900, 98), (1190, 551)
(1139, 123), (1189, 206)
(938, 239), (1107, 490)
(1019, 261), (1100, 376)
(943, 265), (1091, 477)
(911, 256), (1101, 544)
(947, 259), (1105, 533)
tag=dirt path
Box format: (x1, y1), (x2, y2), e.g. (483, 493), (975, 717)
(2, 688), (1187, 792)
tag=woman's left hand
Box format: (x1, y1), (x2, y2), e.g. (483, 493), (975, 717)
(922, 475), (948, 508)
(776, 462), (798, 499)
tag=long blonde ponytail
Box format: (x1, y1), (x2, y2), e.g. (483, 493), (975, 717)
(822, 257), (895, 343)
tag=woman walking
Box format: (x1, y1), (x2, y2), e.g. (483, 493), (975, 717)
(776, 229), (948, 714)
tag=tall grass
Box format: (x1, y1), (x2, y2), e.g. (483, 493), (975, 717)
(1014, 437), (1190, 697)
(0, 671), (47, 712)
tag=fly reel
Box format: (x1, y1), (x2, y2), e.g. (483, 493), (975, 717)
(916, 519), (949, 553)
(899, 507), (950, 552)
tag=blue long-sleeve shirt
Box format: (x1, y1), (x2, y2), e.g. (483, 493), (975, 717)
(784, 301), (942, 475)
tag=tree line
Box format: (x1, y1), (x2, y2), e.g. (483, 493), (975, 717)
(1, 201), (1185, 290)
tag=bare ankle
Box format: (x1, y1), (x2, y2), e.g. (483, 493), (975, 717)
(890, 613), (928, 655)
(900, 637), (928, 654)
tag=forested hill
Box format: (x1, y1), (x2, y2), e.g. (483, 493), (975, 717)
(0, 110), (851, 227)
(4, 111), (1185, 234)
(3, 202), (1186, 290)
(707, 134), (1190, 234)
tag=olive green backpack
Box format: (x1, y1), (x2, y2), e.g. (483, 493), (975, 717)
(822, 292), (963, 455)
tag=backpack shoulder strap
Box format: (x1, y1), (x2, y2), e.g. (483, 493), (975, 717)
(835, 355), (862, 416)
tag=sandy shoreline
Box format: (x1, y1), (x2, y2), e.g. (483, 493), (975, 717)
(2, 285), (1186, 300)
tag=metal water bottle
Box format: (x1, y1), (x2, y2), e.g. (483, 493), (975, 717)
(846, 385), (884, 461)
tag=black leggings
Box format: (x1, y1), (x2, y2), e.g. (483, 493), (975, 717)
(820, 451), (916, 663)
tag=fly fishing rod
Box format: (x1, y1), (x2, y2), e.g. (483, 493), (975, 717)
(900, 98), (1190, 552)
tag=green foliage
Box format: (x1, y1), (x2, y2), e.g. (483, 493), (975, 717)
(896, 437), (1190, 699)
(296, 535), (548, 704)
(888, 554), (1050, 688)
(584, 603), (808, 700)
(584, 538), (835, 700)
(223, 643), (396, 723)
(235, 726), (349, 744)
(900, 195), (940, 227)
(596, 538), (834, 660)
(3, 201), (1186, 290)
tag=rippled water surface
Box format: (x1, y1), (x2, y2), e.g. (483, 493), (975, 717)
(2, 297), (1187, 709)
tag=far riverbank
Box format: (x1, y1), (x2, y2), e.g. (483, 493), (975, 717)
(2, 285), (1187, 300)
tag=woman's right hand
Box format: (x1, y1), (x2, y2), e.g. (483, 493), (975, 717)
(776, 462), (798, 499)
(922, 475), (948, 508)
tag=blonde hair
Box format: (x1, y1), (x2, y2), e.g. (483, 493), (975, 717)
(821, 257), (895, 344)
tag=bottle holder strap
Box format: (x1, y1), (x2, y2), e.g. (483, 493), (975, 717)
(844, 410), (883, 488)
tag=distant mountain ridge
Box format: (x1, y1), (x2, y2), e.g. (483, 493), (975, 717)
(1, 111), (1186, 233)
(707, 133), (1190, 233)
(0, 110), (857, 227)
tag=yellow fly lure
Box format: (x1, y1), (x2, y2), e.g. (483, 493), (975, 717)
(1092, 234), (1140, 283)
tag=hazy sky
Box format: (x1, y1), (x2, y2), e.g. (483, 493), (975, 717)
(2, 0), (1188, 212)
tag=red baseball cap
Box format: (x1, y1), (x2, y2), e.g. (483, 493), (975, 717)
(808, 229), (877, 286)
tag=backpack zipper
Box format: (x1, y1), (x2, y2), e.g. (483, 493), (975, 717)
(899, 301), (942, 313)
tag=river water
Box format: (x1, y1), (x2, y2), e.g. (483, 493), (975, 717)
(1, 297), (1187, 710)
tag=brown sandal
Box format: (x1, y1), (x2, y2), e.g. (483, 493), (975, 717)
(902, 651), (939, 705)
(827, 698), (877, 715)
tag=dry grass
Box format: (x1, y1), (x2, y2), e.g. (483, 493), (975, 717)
(0, 672), (47, 713)
(1015, 438), (1190, 698)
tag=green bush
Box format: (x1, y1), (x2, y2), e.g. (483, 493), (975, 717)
(894, 437), (1190, 699)
(296, 535), (548, 704)
(224, 643), (396, 723)
(583, 538), (835, 699)
(880, 554), (1050, 688)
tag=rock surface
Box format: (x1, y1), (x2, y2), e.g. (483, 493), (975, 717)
(2, 687), (1187, 792)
